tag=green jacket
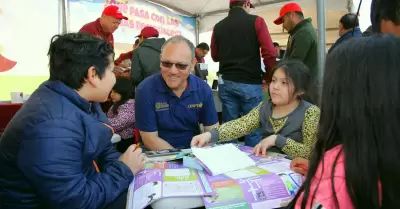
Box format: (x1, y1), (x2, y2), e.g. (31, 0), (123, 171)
(283, 18), (318, 84)
(131, 37), (166, 86)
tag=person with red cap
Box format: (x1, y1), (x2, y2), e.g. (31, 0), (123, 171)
(112, 39), (140, 79)
(274, 3), (318, 104)
(79, 5), (128, 46)
(130, 26), (166, 86)
(210, 0), (276, 147)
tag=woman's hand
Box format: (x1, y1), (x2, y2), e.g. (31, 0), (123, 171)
(191, 132), (212, 147)
(290, 157), (309, 176)
(252, 135), (277, 156)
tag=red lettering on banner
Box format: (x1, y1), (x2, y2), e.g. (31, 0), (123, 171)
(106, 0), (128, 13)
(135, 20), (181, 37)
(120, 19), (135, 28)
(105, 1), (185, 35)
(151, 13), (165, 24)
(167, 17), (179, 27)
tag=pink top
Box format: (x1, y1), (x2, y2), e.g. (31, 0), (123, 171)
(295, 145), (354, 209)
(106, 99), (135, 139)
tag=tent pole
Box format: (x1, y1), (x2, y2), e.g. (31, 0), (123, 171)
(61, 0), (67, 33)
(195, 17), (200, 46)
(316, 0), (326, 104)
(348, 0), (357, 12)
(63, 0), (70, 33)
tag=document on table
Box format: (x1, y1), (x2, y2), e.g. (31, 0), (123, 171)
(191, 144), (256, 176)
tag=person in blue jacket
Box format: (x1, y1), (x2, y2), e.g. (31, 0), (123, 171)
(0, 33), (145, 209)
(328, 13), (361, 54)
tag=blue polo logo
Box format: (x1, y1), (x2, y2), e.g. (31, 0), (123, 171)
(155, 102), (169, 111)
(188, 103), (203, 109)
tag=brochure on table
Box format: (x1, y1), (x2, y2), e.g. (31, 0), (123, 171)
(126, 162), (215, 209)
(202, 158), (302, 209)
(127, 145), (302, 209)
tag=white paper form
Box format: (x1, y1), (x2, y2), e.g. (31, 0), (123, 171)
(192, 144), (256, 176)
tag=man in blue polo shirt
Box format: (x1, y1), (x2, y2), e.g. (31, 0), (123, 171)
(135, 35), (219, 150)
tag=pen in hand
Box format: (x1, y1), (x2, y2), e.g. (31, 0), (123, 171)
(134, 143), (140, 151)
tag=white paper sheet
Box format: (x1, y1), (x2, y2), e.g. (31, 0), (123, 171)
(191, 144), (256, 176)
(164, 168), (191, 177)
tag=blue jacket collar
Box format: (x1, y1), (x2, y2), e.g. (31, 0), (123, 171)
(329, 28), (361, 53)
(44, 80), (95, 114)
(339, 27), (361, 42)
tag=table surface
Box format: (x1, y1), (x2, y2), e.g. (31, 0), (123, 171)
(127, 148), (295, 209)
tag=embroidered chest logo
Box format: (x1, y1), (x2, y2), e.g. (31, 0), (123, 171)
(188, 103), (203, 109)
(155, 102), (169, 111)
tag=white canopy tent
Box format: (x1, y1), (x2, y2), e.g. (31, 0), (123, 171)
(146, 0), (350, 33)
(144, 0), (354, 92)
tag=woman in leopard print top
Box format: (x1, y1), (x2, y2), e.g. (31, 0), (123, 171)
(192, 60), (320, 159)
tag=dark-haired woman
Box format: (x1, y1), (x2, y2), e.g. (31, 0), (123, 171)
(289, 34), (400, 209)
(107, 77), (135, 153)
(191, 60), (320, 159)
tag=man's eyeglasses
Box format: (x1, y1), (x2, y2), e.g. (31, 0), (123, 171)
(160, 60), (190, 70)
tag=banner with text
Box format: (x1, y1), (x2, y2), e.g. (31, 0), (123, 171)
(68, 0), (196, 46)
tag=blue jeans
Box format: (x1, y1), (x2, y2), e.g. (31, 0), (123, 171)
(218, 79), (263, 147)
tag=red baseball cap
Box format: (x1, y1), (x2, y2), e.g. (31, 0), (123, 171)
(273, 3), (302, 25)
(136, 26), (159, 38)
(229, 0), (255, 8)
(102, 5), (128, 20)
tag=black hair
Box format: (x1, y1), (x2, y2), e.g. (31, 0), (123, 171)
(111, 77), (133, 115)
(273, 42), (280, 47)
(340, 13), (359, 29)
(371, 0), (400, 32)
(362, 25), (374, 36)
(196, 42), (210, 51)
(134, 39), (139, 46)
(48, 33), (114, 90)
(288, 34), (400, 209)
(270, 60), (310, 102)
(229, 1), (246, 9)
(295, 11), (304, 19)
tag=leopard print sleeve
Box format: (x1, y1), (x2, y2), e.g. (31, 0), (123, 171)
(216, 102), (263, 142)
(281, 105), (320, 159)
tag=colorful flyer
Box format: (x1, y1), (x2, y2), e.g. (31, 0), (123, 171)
(127, 146), (302, 209)
(127, 167), (215, 209)
(202, 158), (302, 209)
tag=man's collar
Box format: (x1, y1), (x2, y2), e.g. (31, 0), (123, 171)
(229, 7), (247, 15)
(289, 18), (312, 35)
(341, 27), (361, 38)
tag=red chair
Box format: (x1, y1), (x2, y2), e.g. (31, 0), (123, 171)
(0, 103), (23, 132)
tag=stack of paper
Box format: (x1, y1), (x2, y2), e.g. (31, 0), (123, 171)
(191, 144), (256, 176)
